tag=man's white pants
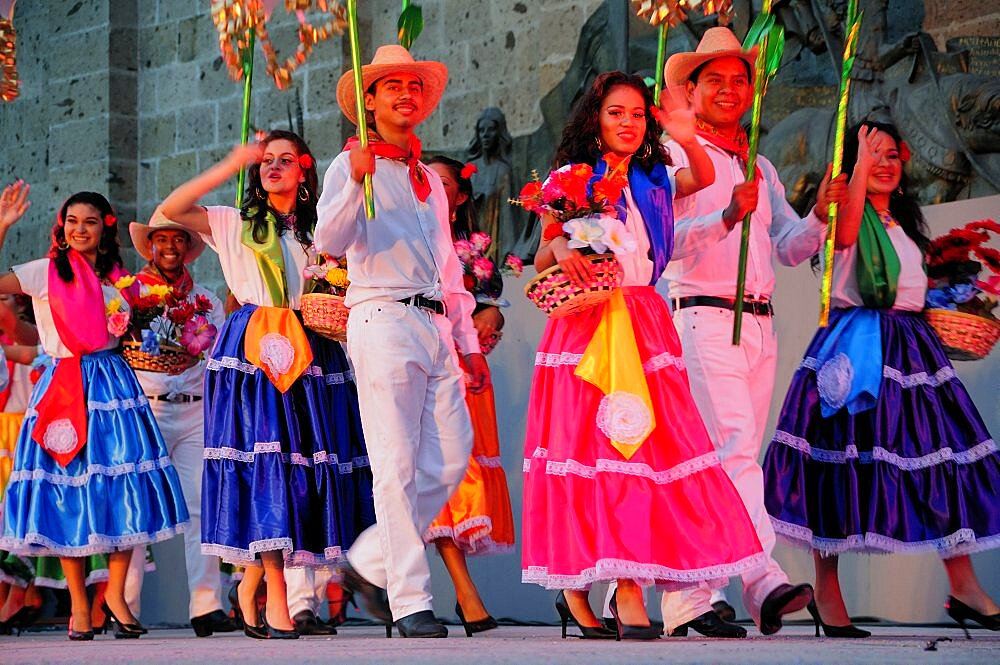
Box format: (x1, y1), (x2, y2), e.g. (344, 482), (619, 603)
(661, 307), (789, 630)
(345, 301), (473, 621)
(124, 400), (224, 619)
(285, 566), (333, 618)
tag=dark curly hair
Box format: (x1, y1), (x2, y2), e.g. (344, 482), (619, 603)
(425, 155), (479, 239)
(48, 192), (124, 283)
(240, 129), (318, 246)
(844, 121), (929, 251)
(553, 71), (670, 172)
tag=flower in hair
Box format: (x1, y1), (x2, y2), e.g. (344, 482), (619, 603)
(104, 214), (117, 227)
(460, 163), (478, 180)
(298, 153), (315, 170)
(899, 141), (911, 163)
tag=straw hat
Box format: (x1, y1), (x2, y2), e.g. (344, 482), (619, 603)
(336, 45), (448, 126)
(663, 27), (758, 105)
(128, 207), (206, 264)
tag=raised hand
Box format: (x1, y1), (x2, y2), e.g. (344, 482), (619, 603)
(651, 95), (697, 145)
(854, 125), (886, 175)
(226, 142), (265, 171)
(0, 180), (31, 230)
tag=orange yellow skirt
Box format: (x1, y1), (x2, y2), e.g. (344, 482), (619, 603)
(424, 359), (515, 555)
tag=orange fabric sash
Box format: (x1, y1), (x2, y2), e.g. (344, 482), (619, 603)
(243, 306), (313, 393)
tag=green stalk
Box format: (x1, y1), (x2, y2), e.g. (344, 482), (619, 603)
(236, 31), (255, 208)
(347, 0), (375, 219)
(653, 23), (668, 106)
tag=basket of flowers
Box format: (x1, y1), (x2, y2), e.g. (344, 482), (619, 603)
(924, 218), (1000, 361)
(121, 279), (218, 373)
(514, 163), (633, 318)
(453, 232), (524, 355)
(301, 252), (350, 342)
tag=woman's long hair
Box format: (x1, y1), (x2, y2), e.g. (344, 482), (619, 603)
(553, 71), (670, 171)
(844, 120), (929, 250)
(239, 129), (318, 246)
(48, 191), (124, 283)
(425, 155), (479, 239)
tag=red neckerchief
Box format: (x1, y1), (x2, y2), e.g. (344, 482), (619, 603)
(137, 262), (194, 301)
(342, 133), (431, 202)
(694, 117), (759, 178)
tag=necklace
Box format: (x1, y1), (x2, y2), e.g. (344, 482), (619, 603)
(876, 209), (897, 228)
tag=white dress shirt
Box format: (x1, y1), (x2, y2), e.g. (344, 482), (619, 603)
(663, 136), (826, 300)
(825, 223), (927, 312)
(314, 151), (479, 355)
(200, 206), (308, 309)
(134, 283), (225, 397)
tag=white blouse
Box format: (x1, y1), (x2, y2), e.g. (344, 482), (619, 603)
(618, 174), (677, 287)
(825, 222), (928, 312)
(201, 206), (308, 309)
(13, 258), (127, 358)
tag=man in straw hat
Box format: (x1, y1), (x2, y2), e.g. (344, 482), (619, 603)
(315, 45), (490, 638)
(657, 27), (848, 637)
(122, 210), (232, 636)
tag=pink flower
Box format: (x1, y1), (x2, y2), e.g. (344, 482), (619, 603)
(470, 232), (492, 253)
(503, 254), (524, 277)
(472, 256), (494, 281)
(107, 311), (130, 337)
(454, 239), (474, 263)
(179, 315), (218, 356)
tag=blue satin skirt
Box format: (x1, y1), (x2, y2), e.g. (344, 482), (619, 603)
(763, 308), (1000, 557)
(200, 305), (375, 567)
(0, 350), (190, 557)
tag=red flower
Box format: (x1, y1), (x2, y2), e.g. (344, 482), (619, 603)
(898, 141), (911, 162)
(966, 219), (1000, 235)
(460, 163), (478, 180)
(974, 246), (1000, 274)
(194, 294), (214, 314)
(167, 302), (195, 325)
(592, 177), (626, 205)
(132, 294), (165, 310)
(104, 214), (117, 227)
(298, 153), (314, 170)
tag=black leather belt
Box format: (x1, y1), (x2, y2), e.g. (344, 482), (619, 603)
(674, 295), (774, 317)
(146, 394), (203, 403)
(398, 295), (445, 315)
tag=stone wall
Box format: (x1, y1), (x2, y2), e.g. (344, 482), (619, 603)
(0, 0), (604, 293)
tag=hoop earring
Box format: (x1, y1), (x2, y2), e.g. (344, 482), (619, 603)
(57, 240), (69, 250)
(256, 187), (266, 200)
(637, 143), (652, 159)
(298, 184), (309, 202)
(594, 137), (604, 152)
(895, 186), (904, 196)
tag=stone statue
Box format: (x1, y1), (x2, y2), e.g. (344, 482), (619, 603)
(467, 107), (529, 262)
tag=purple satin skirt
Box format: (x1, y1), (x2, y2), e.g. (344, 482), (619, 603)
(762, 308), (1000, 557)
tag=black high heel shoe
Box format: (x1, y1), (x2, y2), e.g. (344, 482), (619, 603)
(806, 600), (870, 638)
(67, 616), (95, 641)
(1, 605), (41, 636)
(234, 591), (267, 639)
(946, 596), (1000, 639)
(101, 601), (146, 639)
(608, 590), (659, 641)
(455, 602), (498, 637)
(554, 591), (616, 640)
(227, 582), (245, 629)
(261, 610), (299, 640)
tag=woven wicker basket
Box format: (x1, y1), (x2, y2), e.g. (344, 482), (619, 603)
(524, 254), (623, 318)
(925, 309), (1000, 361)
(122, 340), (195, 374)
(301, 293), (349, 342)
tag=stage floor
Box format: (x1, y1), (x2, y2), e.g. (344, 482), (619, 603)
(3, 624), (998, 664)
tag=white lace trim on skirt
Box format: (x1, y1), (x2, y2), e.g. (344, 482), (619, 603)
(206, 356), (354, 384)
(424, 516), (514, 555)
(772, 517), (1000, 558)
(7, 456), (175, 487)
(523, 449), (720, 485)
(521, 552), (768, 590)
(535, 351), (685, 374)
(0, 523), (185, 558)
(200, 539), (343, 568)
(204, 443), (370, 473)
(801, 357), (957, 388)
(773, 430), (998, 470)
(25, 395), (150, 418)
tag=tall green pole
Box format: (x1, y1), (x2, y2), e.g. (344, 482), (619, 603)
(653, 23), (668, 106)
(236, 31), (255, 208)
(348, 0), (375, 219)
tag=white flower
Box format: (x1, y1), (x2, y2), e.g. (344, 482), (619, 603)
(599, 216), (637, 256)
(564, 215), (609, 254)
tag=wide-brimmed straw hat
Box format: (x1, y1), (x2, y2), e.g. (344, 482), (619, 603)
(336, 44), (448, 126)
(664, 27), (758, 105)
(128, 207), (206, 264)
